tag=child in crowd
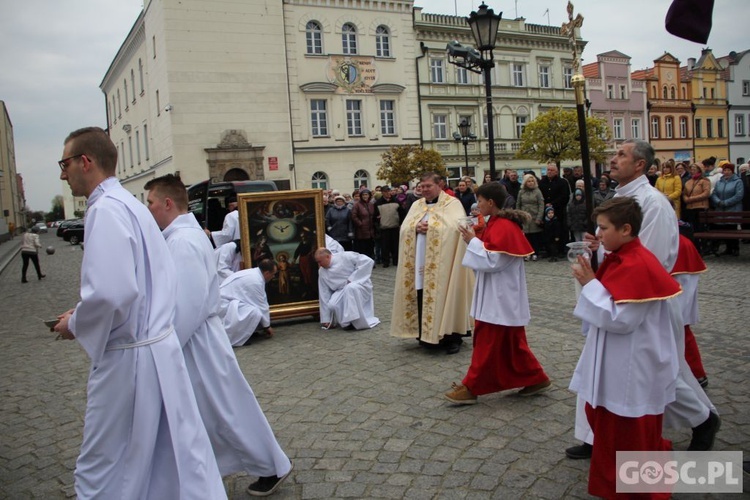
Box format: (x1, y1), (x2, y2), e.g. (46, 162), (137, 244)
(570, 197), (680, 499)
(469, 202), (486, 237)
(543, 204), (561, 262)
(445, 183), (551, 405)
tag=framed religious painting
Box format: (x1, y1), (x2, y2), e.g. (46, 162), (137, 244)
(237, 189), (325, 320)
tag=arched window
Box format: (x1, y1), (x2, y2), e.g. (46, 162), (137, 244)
(651, 85), (657, 98)
(138, 58), (144, 94)
(679, 117), (688, 138)
(651, 117), (660, 138)
(123, 80), (128, 110)
(354, 169), (369, 189)
(681, 86), (686, 100)
(342, 23), (357, 55)
(312, 171), (329, 190)
(130, 69), (136, 103)
(306, 21), (323, 54)
(375, 25), (390, 57)
(665, 117), (674, 138)
(662, 86), (668, 99)
(670, 86), (676, 100)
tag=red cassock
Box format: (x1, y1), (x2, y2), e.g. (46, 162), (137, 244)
(462, 216), (548, 394)
(585, 239), (681, 500)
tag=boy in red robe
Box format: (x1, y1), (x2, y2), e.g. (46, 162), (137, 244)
(444, 182), (551, 405)
(570, 197), (681, 499)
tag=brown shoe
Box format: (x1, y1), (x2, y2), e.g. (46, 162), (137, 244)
(517, 379), (552, 397)
(444, 383), (477, 405)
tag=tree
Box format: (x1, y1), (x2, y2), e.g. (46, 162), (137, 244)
(47, 195), (65, 222)
(515, 107), (611, 167)
(376, 145), (448, 186)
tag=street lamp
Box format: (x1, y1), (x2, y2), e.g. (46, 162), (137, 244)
(452, 119), (477, 175)
(446, 2), (502, 181)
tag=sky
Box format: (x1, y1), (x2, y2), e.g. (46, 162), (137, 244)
(0, 0), (744, 212)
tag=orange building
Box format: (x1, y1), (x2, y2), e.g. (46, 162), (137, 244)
(685, 49), (730, 163)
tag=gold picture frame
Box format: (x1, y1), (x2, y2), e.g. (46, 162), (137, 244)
(237, 189), (325, 320)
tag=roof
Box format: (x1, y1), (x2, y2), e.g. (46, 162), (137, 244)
(598, 50), (631, 60)
(631, 68), (654, 80)
(582, 62), (599, 78)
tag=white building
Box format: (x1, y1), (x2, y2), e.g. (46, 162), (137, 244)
(101, 0), (420, 198)
(0, 101), (24, 237)
(720, 50), (750, 165)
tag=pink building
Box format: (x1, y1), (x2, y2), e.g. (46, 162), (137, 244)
(584, 51), (648, 164)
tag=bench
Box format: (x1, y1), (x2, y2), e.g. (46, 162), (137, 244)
(693, 211), (750, 255)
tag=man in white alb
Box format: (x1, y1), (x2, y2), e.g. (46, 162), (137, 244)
(216, 239), (242, 281)
(145, 174), (292, 496)
(206, 196), (240, 247)
(53, 127), (225, 499)
(219, 259), (276, 346)
(314, 248), (379, 330)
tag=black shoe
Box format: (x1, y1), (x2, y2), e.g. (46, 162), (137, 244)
(565, 443), (593, 459)
(382, 264), (389, 268)
(697, 376), (708, 388)
(247, 463), (293, 497)
(21, 278), (28, 283)
(445, 343), (461, 355)
(688, 412), (721, 451)
(38, 274), (46, 280)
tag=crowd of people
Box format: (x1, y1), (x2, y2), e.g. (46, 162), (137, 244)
(52, 126), (735, 499)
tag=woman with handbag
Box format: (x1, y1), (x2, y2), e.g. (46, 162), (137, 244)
(21, 226), (46, 283)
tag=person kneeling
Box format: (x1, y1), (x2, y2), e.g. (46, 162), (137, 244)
(219, 259), (276, 346)
(314, 248), (380, 330)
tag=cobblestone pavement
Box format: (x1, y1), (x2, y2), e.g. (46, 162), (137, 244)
(1, 233), (748, 499)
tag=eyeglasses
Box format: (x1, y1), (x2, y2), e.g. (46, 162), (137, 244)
(58, 154), (84, 171)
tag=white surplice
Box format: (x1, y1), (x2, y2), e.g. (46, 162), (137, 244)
(162, 213), (291, 478)
(219, 267), (270, 346)
(211, 210), (240, 247)
(325, 234), (345, 254)
(215, 240), (241, 281)
(318, 251), (380, 330)
(673, 273), (699, 325)
(68, 178), (225, 500)
(462, 238), (529, 327)
(570, 280), (679, 418)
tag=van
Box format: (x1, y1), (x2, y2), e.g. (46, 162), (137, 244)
(187, 180), (278, 231)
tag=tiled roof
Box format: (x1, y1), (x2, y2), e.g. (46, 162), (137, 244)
(582, 62), (599, 78)
(631, 68), (653, 80)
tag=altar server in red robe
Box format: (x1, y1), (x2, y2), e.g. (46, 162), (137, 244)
(444, 182), (551, 405)
(571, 197), (681, 499)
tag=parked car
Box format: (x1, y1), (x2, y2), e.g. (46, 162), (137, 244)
(62, 221), (85, 245)
(33, 222), (48, 233)
(57, 219), (82, 237)
(187, 180), (278, 231)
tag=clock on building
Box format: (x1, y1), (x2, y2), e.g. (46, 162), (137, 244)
(267, 218), (298, 243)
(666, 72), (673, 81)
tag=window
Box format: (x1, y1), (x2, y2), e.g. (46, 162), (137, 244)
(156, 90), (160, 116)
(710, 88), (715, 99)
(116, 144), (120, 174)
(695, 119), (702, 138)
(311, 171), (329, 190)
(152, 35), (156, 58)
(620, 85), (627, 100)
(110, 96), (116, 124)
(379, 100), (396, 135)
(483, 115), (488, 138)
(306, 21), (323, 55)
(651, 117), (660, 138)
(680, 117), (688, 138)
(375, 25), (390, 57)
(718, 118), (724, 138)
(342, 23), (357, 55)
(538, 65), (550, 88)
(138, 59), (144, 94)
(662, 86), (668, 99)
(631, 119), (641, 139)
(563, 66), (573, 88)
(743, 81), (750, 96)
(130, 70), (136, 103)
(702, 87), (707, 98)
(613, 118), (623, 139)
(456, 66), (469, 85)
(706, 118), (713, 138)
(515, 116), (527, 138)
(735, 114), (745, 136)
(670, 86), (676, 100)
(512, 64), (525, 87)
(607, 85), (614, 99)
(135, 130), (141, 165)
(143, 124), (149, 160)
(120, 141), (125, 170)
(346, 100), (362, 136)
(433, 114), (447, 139)
(128, 136), (134, 168)
(430, 59), (444, 83)
(651, 85), (657, 98)
(310, 99), (328, 137)
(117, 90), (122, 117)
(665, 117), (673, 138)
(354, 169), (369, 189)
(123, 79), (129, 110)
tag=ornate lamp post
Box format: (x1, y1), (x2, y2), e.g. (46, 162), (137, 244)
(453, 119), (477, 175)
(446, 2), (502, 181)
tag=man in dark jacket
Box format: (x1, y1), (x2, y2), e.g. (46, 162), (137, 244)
(374, 187), (404, 267)
(500, 169), (521, 205)
(539, 162), (571, 254)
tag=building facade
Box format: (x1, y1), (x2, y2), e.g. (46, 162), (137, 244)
(688, 49), (729, 163)
(584, 51), (648, 160)
(0, 101), (25, 239)
(632, 53), (694, 165)
(720, 50), (750, 165)
(414, 9), (581, 182)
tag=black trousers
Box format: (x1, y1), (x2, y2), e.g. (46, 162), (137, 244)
(353, 238), (374, 259)
(21, 252), (42, 280)
(380, 227), (399, 266)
